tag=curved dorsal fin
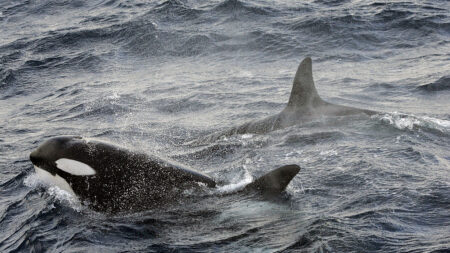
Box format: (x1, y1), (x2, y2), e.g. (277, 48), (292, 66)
(243, 164), (300, 194)
(286, 57), (323, 109)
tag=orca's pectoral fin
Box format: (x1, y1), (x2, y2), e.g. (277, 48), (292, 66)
(243, 164), (300, 194)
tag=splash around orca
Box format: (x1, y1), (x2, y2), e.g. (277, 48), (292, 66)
(29, 136), (300, 213)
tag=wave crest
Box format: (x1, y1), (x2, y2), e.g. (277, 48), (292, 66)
(377, 112), (450, 134)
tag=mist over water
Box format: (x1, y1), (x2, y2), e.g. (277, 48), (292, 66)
(1, 0), (449, 252)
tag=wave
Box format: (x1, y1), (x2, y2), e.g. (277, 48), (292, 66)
(151, 0), (202, 20)
(246, 30), (298, 54)
(175, 35), (213, 56)
(283, 131), (345, 146)
(288, 13), (365, 33)
(374, 9), (413, 23)
(392, 15), (449, 31)
(52, 101), (130, 122)
(155, 95), (214, 114)
(0, 68), (16, 88)
(0, 51), (22, 88)
(0, 171), (28, 192)
(1, 24), (214, 69)
(373, 4), (449, 31)
(212, 0), (275, 16)
(23, 52), (103, 72)
(215, 176), (252, 194)
(24, 172), (83, 211)
(0, 170), (79, 252)
(33, 28), (114, 53)
(275, 1), (449, 51)
(0, 51), (22, 64)
(376, 112), (450, 134)
(1, 0), (448, 58)
(418, 75), (450, 92)
(114, 15), (216, 57)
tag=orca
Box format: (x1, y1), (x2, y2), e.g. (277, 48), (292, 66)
(202, 57), (377, 141)
(29, 136), (300, 212)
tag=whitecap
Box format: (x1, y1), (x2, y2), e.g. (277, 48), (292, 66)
(24, 172), (84, 212)
(216, 169), (253, 194)
(376, 112), (450, 133)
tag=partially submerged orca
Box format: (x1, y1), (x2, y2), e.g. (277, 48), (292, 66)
(29, 136), (300, 212)
(203, 57), (377, 140)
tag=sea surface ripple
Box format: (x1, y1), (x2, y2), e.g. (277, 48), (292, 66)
(1, 0), (449, 252)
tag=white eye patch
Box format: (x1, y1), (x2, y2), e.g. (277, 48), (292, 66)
(55, 158), (96, 176)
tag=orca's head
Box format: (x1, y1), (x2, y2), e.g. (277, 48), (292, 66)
(30, 136), (96, 176)
(30, 136), (79, 170)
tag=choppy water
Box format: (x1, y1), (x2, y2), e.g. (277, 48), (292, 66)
(1, 0), (449, 252)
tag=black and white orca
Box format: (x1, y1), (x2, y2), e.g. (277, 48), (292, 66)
(29, 136), (300, 212)
(202, 57), (377, 141)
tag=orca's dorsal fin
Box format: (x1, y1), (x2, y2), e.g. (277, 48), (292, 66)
(243, 164), (300, 194)
(286, 57), (324, 109)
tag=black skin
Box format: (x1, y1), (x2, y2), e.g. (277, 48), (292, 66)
(30, 136), (216, 212)
(30, 136), (300, 213)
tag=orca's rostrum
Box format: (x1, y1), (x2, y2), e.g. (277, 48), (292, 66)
(29, 136), (300, 212)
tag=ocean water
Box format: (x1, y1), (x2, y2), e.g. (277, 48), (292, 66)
(1, 0), (449, 252)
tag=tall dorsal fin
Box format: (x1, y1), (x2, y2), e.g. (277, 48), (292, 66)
(286, 57), (323, 109)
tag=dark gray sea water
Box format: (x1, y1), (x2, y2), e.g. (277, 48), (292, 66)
(1, 0), (449, 252)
